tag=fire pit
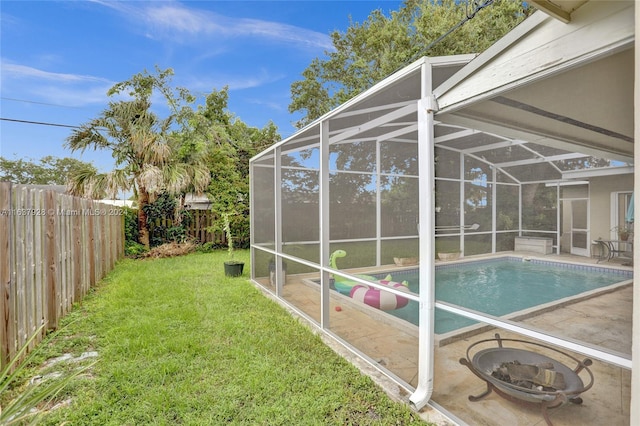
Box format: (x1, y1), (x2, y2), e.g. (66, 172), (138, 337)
(459, 334), (594, 426)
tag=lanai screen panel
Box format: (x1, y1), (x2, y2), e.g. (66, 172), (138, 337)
(281, 143), (320, 264)
(521, 183), (558, 234)
(252, 155), (276, 248)
(495, 183), (519, 251)
(380, 134), (419, 262)
(380, 175), (418, 237)
(329, 140), (377, 246)
(475, 143), (530, 164)
(434, 124), (506, 255)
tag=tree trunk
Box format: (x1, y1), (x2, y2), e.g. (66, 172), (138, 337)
(138, 188), (150, 249)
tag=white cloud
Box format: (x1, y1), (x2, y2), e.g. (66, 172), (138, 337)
(2, 62), (110, 84)
(186, 68), (285, 93)
(247, 97), (286, 112)
(35, 85), (112, 107)
(95, 1), (333, 51)
(1, 60), (113, 107)
(145, 5), (224, 36)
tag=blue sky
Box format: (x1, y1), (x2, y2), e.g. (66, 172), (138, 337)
(1, 0), (404, 173)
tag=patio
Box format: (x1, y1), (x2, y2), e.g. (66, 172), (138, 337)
(253, 252), (632, 425)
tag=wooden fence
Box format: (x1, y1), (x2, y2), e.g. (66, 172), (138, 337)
(0, 182), (124, 369)
(148, 209), (227, 245)
(188, 210), (225, 244)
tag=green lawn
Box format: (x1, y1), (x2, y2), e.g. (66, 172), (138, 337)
(13, 250), (428, 425)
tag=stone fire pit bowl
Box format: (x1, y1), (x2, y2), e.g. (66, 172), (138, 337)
(459, 333), (594, 426)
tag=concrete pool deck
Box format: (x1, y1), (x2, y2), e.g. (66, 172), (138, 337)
(253, 252), (633, 425)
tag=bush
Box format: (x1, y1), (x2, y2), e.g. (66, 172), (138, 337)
(143, 193), (192, 247)
(123, 206), (139, 245)
(195, 242), (217, 253)
(125, 241), (148, 258)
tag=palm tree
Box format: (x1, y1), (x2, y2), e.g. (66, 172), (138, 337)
(66, 71), (210, 248)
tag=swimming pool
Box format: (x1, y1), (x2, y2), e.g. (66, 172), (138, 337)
(377, 257), (632, 334)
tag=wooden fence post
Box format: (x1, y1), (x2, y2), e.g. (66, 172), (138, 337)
(0, 182), (13, 369)
(72, 197), (82, 302)
(24, 186), (35, 350)
(14, 186), (26, 353)
(33, 190), (45, 340)
(45, 190), (59, 330)
(87, 201), (96, 287)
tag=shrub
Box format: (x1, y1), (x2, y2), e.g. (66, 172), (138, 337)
(123, 206), (139, 245)
(195, 242), (216, 253)
(125, 241), (148, 258)
(143, 193), (192, 247)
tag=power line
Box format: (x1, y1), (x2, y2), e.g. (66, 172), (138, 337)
(424, 0), (494, 53)
(0, 117), (80, 129)
(1, 97), (84, 109)
(405, 0), (495, 66)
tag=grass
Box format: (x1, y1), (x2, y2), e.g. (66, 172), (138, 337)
(7, 250), (428, 425)
(0, 325), (94, 425)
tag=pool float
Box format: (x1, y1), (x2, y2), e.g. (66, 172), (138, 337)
(330, 250), (376, 294)
(330, 250), (410, 310)
(350, 279), (410, 311)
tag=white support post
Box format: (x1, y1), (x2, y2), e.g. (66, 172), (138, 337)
(249, 157), (255, 280)
(518, 185), (523, 236)
(274, 147), (283, 295)
(319, 120), (331, 329)
(556, 183), (561, 254)
(376, 139), (382, 266)
(410, 64), (436, 410)
(459, 152), (465, 253)
(492, 167), (497, 253)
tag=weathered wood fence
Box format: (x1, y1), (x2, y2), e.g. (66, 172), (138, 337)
(188, 210), (225, 244)
(148, 209), (227, 245)
(0, 182), (124, 369)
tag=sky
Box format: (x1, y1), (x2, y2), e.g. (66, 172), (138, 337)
(1, 0), (405, 173)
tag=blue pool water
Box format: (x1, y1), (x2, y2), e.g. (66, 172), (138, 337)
(379, 258), (631, 334)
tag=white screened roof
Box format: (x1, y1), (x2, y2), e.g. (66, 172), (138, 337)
(254, 55), (475, 161)
(252, 1), (633, 182)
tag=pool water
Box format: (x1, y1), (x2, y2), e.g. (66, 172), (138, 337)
(381, 258), (631, 334)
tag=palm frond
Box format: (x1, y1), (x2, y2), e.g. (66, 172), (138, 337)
(65, 125), (109, 153)
(148, 138), (172, 166)
(190, 164), (211, 194)
(85, 174), (108, 199)
(138, 164), (163, 195)
(161, 163), (189, 194)
(66, 167), (107, 199)
(104, 169), (133, 199)
(129, 128), (155, 158)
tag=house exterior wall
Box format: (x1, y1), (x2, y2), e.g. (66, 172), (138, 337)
(589, 174), (633, 241)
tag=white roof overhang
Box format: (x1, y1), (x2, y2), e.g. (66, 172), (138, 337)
(434, 1), (634, 163)
(529, 0), (589, 23)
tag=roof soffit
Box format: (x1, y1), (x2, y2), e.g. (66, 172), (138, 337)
(433, 1), (634, 163)
(530, 0), (588, 23)
(435, 1), (634, 112)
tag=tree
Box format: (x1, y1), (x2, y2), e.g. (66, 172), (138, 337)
(188, 88), (280, 248)
(289, 0), (531, 127)
(0, 156), (97, 185)
(65, 67), (210, 248)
